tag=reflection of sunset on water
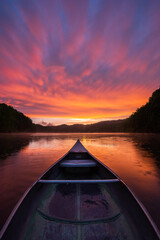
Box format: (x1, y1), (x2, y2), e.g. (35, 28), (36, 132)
(20, 133), (160, 203)
(85, 136), (159, 186)
(81, 134), (160, 229)
(0, 133), (160, 230)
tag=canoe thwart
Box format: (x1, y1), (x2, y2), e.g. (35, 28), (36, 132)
(38, 179), (120, 183)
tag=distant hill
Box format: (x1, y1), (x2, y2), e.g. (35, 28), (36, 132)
(125, 88), (160, 133)
(0, 103), (34, 132)
(35, 120), (125, 133)
(1, 87), (160, 133)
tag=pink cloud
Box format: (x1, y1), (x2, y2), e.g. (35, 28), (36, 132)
(0, 0), (160, 124)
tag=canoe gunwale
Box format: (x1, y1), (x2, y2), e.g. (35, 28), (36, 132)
(0, 148), (69, 238)
(83, 147), (160, 238)
(119, 178), (160, 238)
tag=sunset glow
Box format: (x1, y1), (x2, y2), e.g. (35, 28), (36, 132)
(0, 0), (160, 125)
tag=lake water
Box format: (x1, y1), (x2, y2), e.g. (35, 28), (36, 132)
(0, 133), (160, 231)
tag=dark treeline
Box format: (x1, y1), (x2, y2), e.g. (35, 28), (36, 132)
(0, 87), (160, 133)
(0, 104), (34, 132)
(124, 88), (160, 133)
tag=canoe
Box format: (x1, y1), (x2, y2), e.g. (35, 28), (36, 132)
(0, 139), (160, 240)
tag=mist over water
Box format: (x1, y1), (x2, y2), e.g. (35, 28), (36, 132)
(0, 133), (160, 230)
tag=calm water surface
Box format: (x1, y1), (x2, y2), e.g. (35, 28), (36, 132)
(0, 133), (160, 231)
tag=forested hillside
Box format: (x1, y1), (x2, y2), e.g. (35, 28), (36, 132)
(125, 88), (160, 132)
(35, 120), (125, 133)
(0, 87), (160, 133)
(0, 103), (34, 132)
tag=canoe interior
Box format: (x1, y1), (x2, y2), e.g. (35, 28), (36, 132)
(1, 151), (159, 240)
(41, 152), (117, 180)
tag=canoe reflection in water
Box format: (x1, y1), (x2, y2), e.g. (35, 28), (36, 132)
(0, 140), (160, 240)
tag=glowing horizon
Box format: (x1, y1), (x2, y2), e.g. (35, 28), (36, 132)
(32, 116), (128, 126)
(0, 0), (160, 125)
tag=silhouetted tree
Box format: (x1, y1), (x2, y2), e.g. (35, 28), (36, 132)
(1, 87), (160, 133)
(0, 104), (34, 132)
(125, 88), (160, 133)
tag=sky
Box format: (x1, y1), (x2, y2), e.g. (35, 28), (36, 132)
(0, 0), (160, 126)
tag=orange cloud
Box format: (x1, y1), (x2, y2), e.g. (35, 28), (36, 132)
(0, 0), (160, 125)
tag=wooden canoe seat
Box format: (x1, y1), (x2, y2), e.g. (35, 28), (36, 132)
(60, 159), (97, 168)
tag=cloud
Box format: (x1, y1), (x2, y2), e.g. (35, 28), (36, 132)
(0, 0), (160, 124)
